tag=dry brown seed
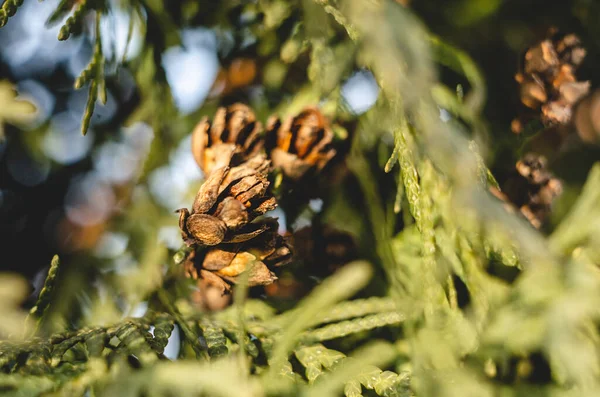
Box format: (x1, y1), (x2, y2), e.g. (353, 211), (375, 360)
(195, 269), (232, 310)
(221, 261), (277, 286)
(178, 208), (194, 244)
(569, 47), (586, 66)
(560, 81), (590, 104)
(305, 143), (336, 171)
(186, 214), (227, 246)
(520, 78), (547, 109)
(203, 248), (238, 271)
(223, 221), (271, 243)
(192, 165), (230, 214)
(229, 175), (262, 197)
(219, 155), (270, 195)
(234, 180), (269, 206)
(252, 197), (278, 216)
(264, 245), (293, 266)
(200, 269), (231, 293)
(211, 104), (257, 144)
(552, 64), (576, 89)
(542, 101), (571, 125)
(228, 105), (255, 142)
(217, 252), (257, 277)
(574, 90), (600, 144)
(183, 249), (198, 279)
(270, 148), (312, 180)
(191, 104), (264, 174)
(511, 118), (524, 134)
(524, 40), (558, 74)
(215, 197), (248, 230)
(191, 118), (210, 171)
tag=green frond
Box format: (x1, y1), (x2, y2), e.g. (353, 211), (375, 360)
(0, 0), (24, 28)
(299, 312), (405, 344)
(57, 0), (91, 41)
(28, 255), (61, 333)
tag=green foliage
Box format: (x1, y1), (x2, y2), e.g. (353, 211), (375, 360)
(0, 0), (24, 28)
(0, 80), (36, 140)
(1, 0), (600, 396)
(27, 255), (61, 335)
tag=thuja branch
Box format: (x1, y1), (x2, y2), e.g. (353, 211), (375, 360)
(0, 0), (24, 28)
(75, 11), (106, 136)
(27, 255), (61, 336)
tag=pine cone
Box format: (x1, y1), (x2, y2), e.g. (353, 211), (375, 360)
(265, 108), (336, 180)
(502, 153), (563, 229)
(179, 105), (295, 302)
(293, 225), (357, 277)
(184, 220), (293, 294)
(264, 224), (356, 300)
(513, 32), (590, 133)
(574, 89), (600, 144)
(178, 154), (278, 246)
(183, 251), (232, 311)
(191, 103), (264, 175)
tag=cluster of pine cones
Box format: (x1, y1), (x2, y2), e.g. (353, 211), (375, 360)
(512, 31), (589, 133)
(177, 104), (336, 309)
(497, 31), (593, 229)
(492, 153), (563, 229)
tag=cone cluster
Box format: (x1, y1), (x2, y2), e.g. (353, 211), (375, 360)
(502, 31), (588, 229)
(498, 153), (563, 229)
(513, 32), (590, 132)
(179, 104), (336, 296)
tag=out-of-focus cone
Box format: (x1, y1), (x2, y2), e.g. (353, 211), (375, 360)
(574, 89), (600, 145)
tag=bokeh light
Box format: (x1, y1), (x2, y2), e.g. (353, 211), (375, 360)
(65, 172), (116, 226)
(162, 28), (219, 114)
(43, 112), (95, 165)
(0, 0), (84, 78)
(341, 70), (380, 115)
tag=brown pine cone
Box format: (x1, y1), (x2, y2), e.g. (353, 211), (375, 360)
(501, 153), (563, 229)
(191, 103), (264, 175)
(513, 32), (590, 133)
(265, 108), (336, 180)
(177, 154), (278, 247)
(574, 89), (600, 144)
(184, 220), (293, 296)
(292, 225), (357, 277)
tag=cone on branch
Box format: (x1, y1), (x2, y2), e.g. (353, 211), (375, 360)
(191, 104), (264, 175)
(265, 108), (336, 180)
(184, 220), (293, 301)
(500, 153), (563, 229)
(178, 104), (345, 303)
(512, 31), (590, 133)
(292, 225), (358, 277)
(177, 153), (278, 246)
(179, 104), (297, 305)
(264, 224), (358, 300)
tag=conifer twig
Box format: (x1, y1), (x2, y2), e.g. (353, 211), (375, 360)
(27, 255), (61, 335)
